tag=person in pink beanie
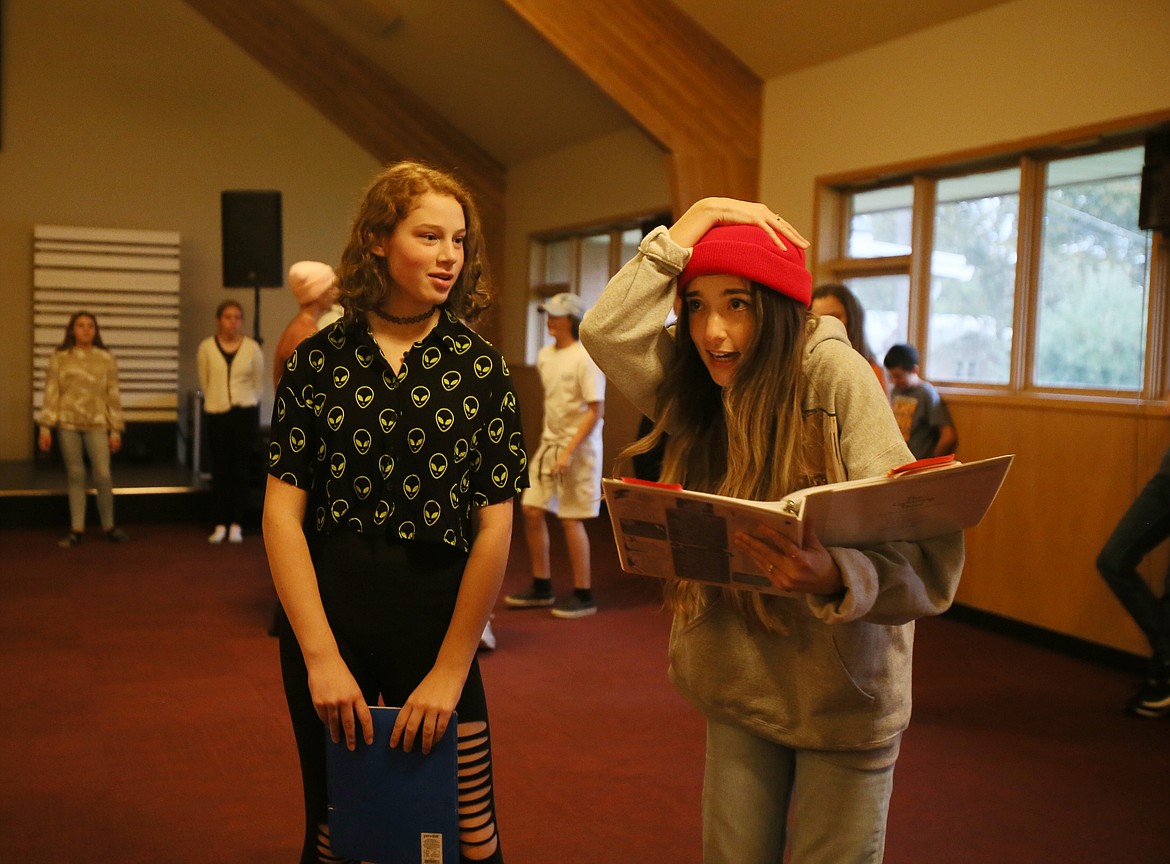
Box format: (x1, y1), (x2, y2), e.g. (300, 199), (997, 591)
(273, 261), (339, 390)
(581, 197), (964, 864)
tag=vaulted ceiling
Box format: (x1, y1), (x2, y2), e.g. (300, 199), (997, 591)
(181, 0), (1012, 216)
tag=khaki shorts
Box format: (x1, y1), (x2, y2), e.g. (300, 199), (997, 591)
(520, 441), (602, 520)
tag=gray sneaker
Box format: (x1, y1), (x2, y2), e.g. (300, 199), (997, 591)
(551, 596), (597, 619)
(505, 586), (555, 608)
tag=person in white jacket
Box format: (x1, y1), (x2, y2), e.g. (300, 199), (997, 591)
(197, 299), (264, 543)
(580, 197), (964, 864)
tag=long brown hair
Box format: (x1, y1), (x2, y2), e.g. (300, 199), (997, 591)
(811, 282), (877, 366)
(336, 161), (492, 322)
(621, 283), (812, 628)
(55, 311), (107, 351)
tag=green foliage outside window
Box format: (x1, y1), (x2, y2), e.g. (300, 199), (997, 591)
(1035, 168), (1149, 390)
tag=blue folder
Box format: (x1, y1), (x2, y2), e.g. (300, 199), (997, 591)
(325, 706), (459, 864)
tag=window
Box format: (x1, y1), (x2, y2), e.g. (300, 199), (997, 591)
(578, 232), (613, 312)
(539, 237), (573, 291)
(844, 275), (910, 366)
(821, 127), (1164, 400)
(929, 168), (1020, 384)
(1034, 148), (1150, 390)
(528, 214), (670, 363)
(849, 185), (913, 258)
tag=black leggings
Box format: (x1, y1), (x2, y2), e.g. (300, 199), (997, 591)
(205, 404), (259, 526)
(278, 533), (503, 864)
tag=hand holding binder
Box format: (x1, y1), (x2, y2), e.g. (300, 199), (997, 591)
(325, 706), (460, 864)
(602, 454), (1012, 594)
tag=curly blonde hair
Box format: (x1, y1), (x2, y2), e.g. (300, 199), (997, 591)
(337, 162), (492, 322)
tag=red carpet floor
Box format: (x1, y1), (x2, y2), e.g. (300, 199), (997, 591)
(1, 515), (1168, 863)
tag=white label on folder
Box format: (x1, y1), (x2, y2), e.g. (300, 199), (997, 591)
(421, 832), (444, 864)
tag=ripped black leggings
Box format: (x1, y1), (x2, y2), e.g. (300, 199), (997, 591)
(278, 533), (503, 863)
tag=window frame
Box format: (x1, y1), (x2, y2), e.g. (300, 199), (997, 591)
(814, 114), (1170, 407)
(526, 210), (670, 364)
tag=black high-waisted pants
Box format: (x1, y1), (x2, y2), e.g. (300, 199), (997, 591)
(205, 404), (259, 527)
(278, 532), (502, 863)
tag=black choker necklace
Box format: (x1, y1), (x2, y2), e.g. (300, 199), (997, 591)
(372, 305), (437, 325)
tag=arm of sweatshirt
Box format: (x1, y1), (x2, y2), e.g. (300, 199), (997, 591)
(803, 338), (965, 625)
(579, 226), (687, 422)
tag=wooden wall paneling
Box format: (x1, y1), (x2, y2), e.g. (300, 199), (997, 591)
(33, 225), (182, 423)
(500, 0), (762, 210)
(667, 149), (761, 216)
(949, 396), (1159, 654)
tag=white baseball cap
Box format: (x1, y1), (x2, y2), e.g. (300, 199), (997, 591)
(538, 292), (586, 318)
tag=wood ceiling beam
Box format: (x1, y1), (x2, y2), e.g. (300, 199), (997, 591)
(499, 0), (763, 211)
(179, 0), (506, 216)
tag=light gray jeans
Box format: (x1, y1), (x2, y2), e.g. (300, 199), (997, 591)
(57, 428), (115, 532)
(702, 718), (895, 864)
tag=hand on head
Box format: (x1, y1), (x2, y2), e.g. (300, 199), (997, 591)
(670, 197), (810, 251)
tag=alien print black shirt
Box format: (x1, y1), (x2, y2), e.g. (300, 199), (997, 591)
(268, 311), (528, 551)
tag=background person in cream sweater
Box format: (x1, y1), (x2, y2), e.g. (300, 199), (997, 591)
(37, 311), (129, 547)
(197, 299), (264, 543)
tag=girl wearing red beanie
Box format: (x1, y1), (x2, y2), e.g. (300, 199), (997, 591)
(581, 197), (964, 864)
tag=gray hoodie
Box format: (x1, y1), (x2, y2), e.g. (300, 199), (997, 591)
(581, 226), (964, 765)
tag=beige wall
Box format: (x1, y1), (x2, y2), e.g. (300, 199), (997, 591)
(0, 0), (670, 465)
(760, 0), (1170, 234)
(754, 0), (1170, 653)
(0, 0), (379, 460)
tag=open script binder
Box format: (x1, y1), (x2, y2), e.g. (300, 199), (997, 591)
(325, 706), (459, 864)
(602, 454), (1012, 594)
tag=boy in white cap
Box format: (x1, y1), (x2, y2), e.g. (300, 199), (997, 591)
(273, 261), (338, 390)
(506, 292), (607, 617)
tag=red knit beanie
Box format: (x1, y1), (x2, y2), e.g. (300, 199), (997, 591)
(678, 225), (812, 307)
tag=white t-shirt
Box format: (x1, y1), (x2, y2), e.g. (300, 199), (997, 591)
(316, 304), (344, 329)
(536, 340), (605, 451)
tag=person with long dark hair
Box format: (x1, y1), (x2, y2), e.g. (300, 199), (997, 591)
(581, 197), (964, 864)
(263, 162), (526, 864)
(197, 299), (264, 543)
(37, 311), (129, 547)
(810, 282), (886, 392)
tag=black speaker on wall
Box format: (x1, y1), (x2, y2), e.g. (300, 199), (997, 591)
(1139, 130), (1170, 232)
(221, 190), (283, 286)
